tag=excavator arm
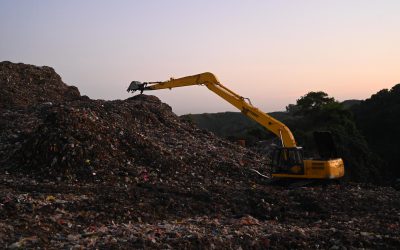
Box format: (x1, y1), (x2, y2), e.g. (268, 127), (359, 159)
(127, 72), (297, 147)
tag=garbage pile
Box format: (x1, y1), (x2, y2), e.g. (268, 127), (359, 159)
(0, 61), (266, 186)
(0, 61), (80, 110)
(1, 174), (399, 249)
(0, 62), (399, 249)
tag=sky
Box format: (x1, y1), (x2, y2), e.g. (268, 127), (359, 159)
(1, 0), (399, 115)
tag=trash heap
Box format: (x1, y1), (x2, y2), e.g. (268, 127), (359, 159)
(0, 61), (80, 110)
(0, 62), (399, 249)
(0, 61), (266, 186)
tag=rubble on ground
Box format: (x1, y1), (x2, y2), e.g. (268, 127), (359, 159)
(1, 174), (399, 249)
(0, 62), (399, 249)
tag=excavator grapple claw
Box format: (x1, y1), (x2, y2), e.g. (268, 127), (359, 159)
(127, 81), (147, 94)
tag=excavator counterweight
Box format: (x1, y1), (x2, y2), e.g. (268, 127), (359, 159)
(128, 72), (345, 180)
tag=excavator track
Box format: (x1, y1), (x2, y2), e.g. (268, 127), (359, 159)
(266, 178), (342, 188)
(249, 169), (316, 187)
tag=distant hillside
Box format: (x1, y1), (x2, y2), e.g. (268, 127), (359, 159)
(341, 99), (361, 109)
(181, 100), (359, 144)
(181, 111), (294, 145)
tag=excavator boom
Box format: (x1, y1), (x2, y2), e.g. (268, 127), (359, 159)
(128, 72), (296, 148)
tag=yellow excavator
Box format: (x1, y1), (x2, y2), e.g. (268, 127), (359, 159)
(127, 72), (344, 179)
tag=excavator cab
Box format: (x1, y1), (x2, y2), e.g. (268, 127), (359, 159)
(271, 147), (305, 175)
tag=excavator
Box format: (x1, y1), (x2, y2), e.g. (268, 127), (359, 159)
(127, 72), (344, 180)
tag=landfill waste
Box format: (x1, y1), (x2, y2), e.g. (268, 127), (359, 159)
(0, 61), (80, 110)
(0, 61), (399, 249)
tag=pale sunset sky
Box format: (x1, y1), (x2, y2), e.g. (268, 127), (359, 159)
(1, 1), (399, 114)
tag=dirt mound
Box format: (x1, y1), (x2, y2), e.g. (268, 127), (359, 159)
(0, 61), (80, 110)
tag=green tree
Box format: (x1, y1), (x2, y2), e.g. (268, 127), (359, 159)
(293, 91), (336, 115)
(351, 83), (400, 180)
(285, 91), (382, 183)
